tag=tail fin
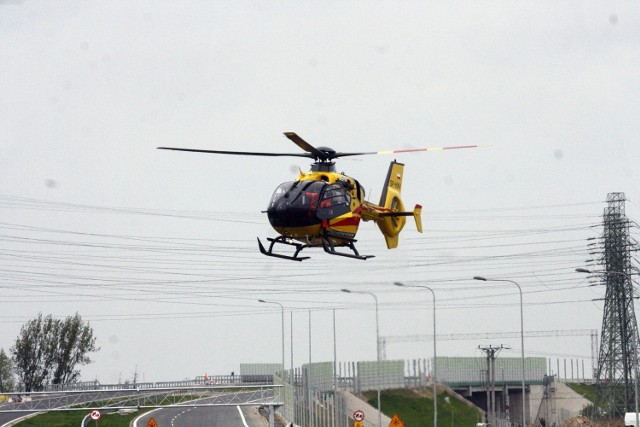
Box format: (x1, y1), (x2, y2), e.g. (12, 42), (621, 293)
(372, 161), (424, 249)
(377, 161), (407, 248)
(379, 161), (405, 208)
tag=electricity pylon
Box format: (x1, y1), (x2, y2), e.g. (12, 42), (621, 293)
(593, 192), (639, 418)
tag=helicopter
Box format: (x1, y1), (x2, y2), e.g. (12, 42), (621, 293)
(158, 132), (481, 261)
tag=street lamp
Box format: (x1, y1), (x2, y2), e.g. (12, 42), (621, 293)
(258, 299), (285, 381)
(394, 282), (438, 427)
(342, 288), (382, 427)
(473, 276), (526, 427)
(576, 268), (639, 426)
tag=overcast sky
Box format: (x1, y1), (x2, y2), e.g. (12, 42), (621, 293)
(1, 1), (639, 384)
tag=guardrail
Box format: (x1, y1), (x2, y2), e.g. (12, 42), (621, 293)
(0, 384), (283, 413)
(40, 375), (271, 393)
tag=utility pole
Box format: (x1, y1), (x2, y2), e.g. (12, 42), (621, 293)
(478, 345), (507, 425)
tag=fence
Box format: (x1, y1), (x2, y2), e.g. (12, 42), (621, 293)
(274, 358), (585, 427)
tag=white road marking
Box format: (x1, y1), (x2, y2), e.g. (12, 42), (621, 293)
(132, 407), (161, 427)
(237, 405), (249, 427)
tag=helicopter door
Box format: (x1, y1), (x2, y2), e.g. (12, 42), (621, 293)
(316, 183), (351, 220)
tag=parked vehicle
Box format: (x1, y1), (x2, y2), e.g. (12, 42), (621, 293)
(625, 412), (639, 427)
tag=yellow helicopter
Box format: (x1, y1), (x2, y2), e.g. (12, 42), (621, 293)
(158, 132), (481, 261)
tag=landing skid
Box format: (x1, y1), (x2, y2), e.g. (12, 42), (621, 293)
(257, 237), (311, 261)
(321, 236), (375, 260)
(257, 236), (374, 261)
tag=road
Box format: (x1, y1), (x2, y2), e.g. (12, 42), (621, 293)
(134, 405), (267, 427)
(0, 409), (37, 426)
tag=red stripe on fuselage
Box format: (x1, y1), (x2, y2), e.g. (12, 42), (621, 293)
(331, 216), (361, 228)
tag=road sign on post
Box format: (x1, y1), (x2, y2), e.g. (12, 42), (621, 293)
(353, 410), (365, 422)
(389, 413), (405, 427)
(89, 410), (101, 420)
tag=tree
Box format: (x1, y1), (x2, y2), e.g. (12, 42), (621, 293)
(51, 313), (99, 385)
(11, 313), (99, 391)
(11, 313), (58, 391)
(0, 349), (15, 392)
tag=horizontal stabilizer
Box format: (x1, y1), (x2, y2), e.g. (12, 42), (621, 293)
(413, 204), (423, 233)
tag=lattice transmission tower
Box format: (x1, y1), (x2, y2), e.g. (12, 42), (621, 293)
(593, 192), (639, 418)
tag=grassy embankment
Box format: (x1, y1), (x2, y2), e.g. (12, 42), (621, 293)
(364, 387), (483, 426)
(565, 382), (596, 403)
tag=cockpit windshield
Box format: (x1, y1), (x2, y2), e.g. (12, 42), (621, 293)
(269, 181), (326, 210)
(269, 181), (295, 207)
(267, 180), (352, 226)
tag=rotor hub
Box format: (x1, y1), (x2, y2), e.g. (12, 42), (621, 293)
(310, 161), (336, 172)
(315, 146), (336, 160)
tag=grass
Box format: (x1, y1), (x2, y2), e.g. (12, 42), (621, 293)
(16, 409), (146, 426)
(566, 382), (596, 402)
(364, 388), (483, 427)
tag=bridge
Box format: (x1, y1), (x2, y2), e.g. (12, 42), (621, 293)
(0, 379), (283, 427)
(0, 358), (591, 427)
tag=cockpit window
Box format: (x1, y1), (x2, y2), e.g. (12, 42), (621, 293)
(269, 181), (327, 211)
(270, 181), (295, 208)
(317, 183), (351, 220)
(288, 181), (325, 209)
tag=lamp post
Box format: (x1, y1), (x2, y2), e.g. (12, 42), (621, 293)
(473, 276), (526, 427)
(333, 309), (338, 427)
(342, 288), (381, 427)
(291, 310), (294, 383)
(394, 282), (437, 427)
(576, 267), (639, 426)
(258, 299), (285, 380)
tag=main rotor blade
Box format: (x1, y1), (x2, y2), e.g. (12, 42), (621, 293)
(329, 144), (489, 159)
(157, 146), (313, 158)
(374, 144), (489, 155)
(158, 138), (488, 161)
(283, 132), (329, 161)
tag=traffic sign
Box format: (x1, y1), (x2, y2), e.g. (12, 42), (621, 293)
(146, 417), (158, 427)
(389, 413), (405, 427)
(354, 422), (363, 427)
(89, 410), (101, 421)
(353, 409), (365, 421)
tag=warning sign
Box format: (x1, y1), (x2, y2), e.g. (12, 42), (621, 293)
(146, 417), (158, 427)
(389, 413), (405, 427)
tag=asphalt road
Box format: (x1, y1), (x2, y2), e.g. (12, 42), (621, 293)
(0, 409), (37, 426)
(134, 405), (266, 427)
